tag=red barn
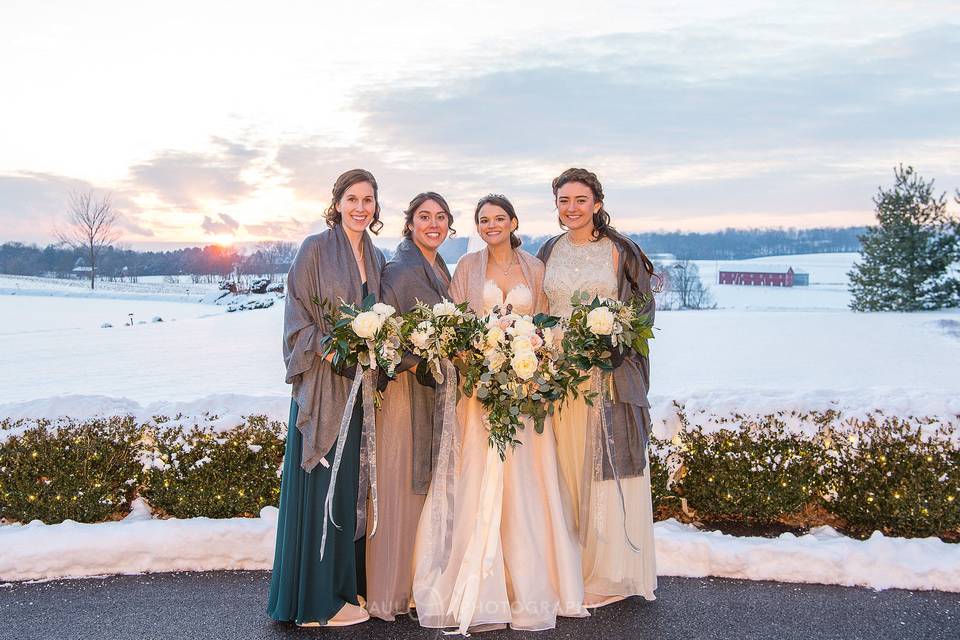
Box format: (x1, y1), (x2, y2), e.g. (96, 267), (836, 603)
(718, 264), (797, 287)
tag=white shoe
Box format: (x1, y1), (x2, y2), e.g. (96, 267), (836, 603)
(295, 602), (370, 628)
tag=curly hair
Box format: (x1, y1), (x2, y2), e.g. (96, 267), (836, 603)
(323, 168), (383, 235)
(551, 167), (611, 240)
(475, 193), (521, 249)
(401, 191), (456, 239)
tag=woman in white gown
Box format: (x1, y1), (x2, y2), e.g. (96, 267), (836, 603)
(538, 168), (658, 608)
(412, 194), (588, 633)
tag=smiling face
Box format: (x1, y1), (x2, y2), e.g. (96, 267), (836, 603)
(336, 181), (377, 234)
(476, 203), (516, 248)
(556, 181), (601, 233)
(409, 198), (450, 253)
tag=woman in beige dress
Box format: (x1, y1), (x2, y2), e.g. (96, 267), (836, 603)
(538, 168), (658, 608)
(412, 194), (588, 633)
(365, 192), (454, 620)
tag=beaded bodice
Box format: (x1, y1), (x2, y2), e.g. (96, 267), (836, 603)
(543, 234), (618, 317)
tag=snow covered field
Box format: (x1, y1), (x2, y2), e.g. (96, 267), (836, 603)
(2, 253), (958, 427)
(1, 254), (958, 588)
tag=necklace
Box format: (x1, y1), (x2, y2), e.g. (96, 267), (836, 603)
(490, 250), (515, 275)
(567, 232), (593, 247)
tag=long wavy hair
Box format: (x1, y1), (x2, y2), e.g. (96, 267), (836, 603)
(323, 168), (383, 234)
(474, 193), (521, 249)
(402, 191), (456, 239)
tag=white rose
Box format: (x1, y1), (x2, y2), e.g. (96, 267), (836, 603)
(586, 307), (615, 336)
(371, 302), (396, 318)
(352, 311), (383, 339)
(510, 351), (539, 380)
(510, 317), (537, 337)
(432, 300), (457, 317)
(486, 326), (506, 347)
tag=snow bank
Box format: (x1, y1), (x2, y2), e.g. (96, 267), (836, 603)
(655, 519), (960, 592)
(3, 503), (957, 592)
(0, 500), (277, 582)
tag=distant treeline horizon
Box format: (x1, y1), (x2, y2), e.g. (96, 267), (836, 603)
(0, 226), (866, 278)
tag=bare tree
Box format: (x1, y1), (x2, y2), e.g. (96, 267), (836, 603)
(255, 240), (296, 278)
(666, 260), (714, 310)
(56, 190), (121, 289)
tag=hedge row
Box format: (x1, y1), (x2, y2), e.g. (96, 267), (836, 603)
(2, 407), (957, 539)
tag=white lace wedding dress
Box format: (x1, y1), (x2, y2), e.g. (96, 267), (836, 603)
(411, 280), (588, 633)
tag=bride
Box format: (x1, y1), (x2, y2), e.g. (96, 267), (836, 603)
(412, 194), (588, 633)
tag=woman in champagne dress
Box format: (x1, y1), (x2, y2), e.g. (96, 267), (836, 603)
(538, 168), (658, 608)
(365, 192), (454, 620)
(412, 194), (588, 633)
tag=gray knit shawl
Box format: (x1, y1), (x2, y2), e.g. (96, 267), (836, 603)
(379, 237), (451, 494)
(283, 225), (385, 471)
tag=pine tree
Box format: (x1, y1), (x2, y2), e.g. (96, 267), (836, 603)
(848, 165), (960, 311)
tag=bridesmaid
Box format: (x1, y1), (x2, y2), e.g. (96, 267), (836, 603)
(268, 169), (386, 627)
(538, 168), (659, 608)
(365, 192), (454, 620)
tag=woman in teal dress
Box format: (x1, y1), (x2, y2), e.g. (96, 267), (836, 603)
(268, 168), (386, 627)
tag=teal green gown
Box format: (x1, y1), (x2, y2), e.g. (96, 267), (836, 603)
(267, 387), (366, 624)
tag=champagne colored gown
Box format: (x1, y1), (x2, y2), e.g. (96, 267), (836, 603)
(542, 234), (657, 603)
(412, 281), (588, 633)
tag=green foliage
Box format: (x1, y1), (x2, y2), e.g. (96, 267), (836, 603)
(0, 417), (141, 523)
(139, 415), (286, 519)
(656, 406), (959, 539)
(825, 415), (959, 538)
(849, 165), (960, 311)
(671, 413), (827, 522)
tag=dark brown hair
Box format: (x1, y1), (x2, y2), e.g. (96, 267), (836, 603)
(324, 168), (383, 234)
(475, 194), (521, 249)
(401, 191), (456, 239)
(551, 167), (610, 240)
(552, 167), (655, 277)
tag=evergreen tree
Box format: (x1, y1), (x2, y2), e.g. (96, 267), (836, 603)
(848, 165), (960, 311)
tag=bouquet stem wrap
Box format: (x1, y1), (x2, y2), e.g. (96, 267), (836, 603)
(430, 358), (460, 571)
(580, 367), (642, 553)
(320, 367), (379, 560)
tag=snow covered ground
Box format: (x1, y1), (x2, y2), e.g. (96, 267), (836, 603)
(1, 255), (958, 589)
(2, 499), (957, 591)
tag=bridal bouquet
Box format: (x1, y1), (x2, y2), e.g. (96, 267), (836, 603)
(461, 305), (587, 459)
(562, 291), (654, 371)
(315, 293), (404, 379)
(402, 298), (482, 384)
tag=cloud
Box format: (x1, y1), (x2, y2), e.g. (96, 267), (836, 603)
(243, 217), (306, 238)
(201, 213), (241, 236)
(127, 137), (265, 210)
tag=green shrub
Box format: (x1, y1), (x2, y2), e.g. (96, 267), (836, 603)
(0, 417), (142, 523)
(670, 410), (827, 523)
(826, 414), (959, 538)
(139, 414), (286, 519)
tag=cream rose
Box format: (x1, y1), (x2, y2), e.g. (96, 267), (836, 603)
(511, 335), (534, 354)
(486, 326), (506, 347)
(586, 306), (615, 336)
(352, 310), (383, 339)
(510, 351), (539, 380)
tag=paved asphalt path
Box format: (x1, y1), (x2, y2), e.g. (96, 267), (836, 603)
(2, 571), (957, 640)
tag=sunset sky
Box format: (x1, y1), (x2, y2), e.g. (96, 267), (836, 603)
(1, 0), (958, 249)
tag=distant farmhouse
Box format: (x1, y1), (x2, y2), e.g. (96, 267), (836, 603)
(718, 264), (809, 287)
(72, 257), (94, 278)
